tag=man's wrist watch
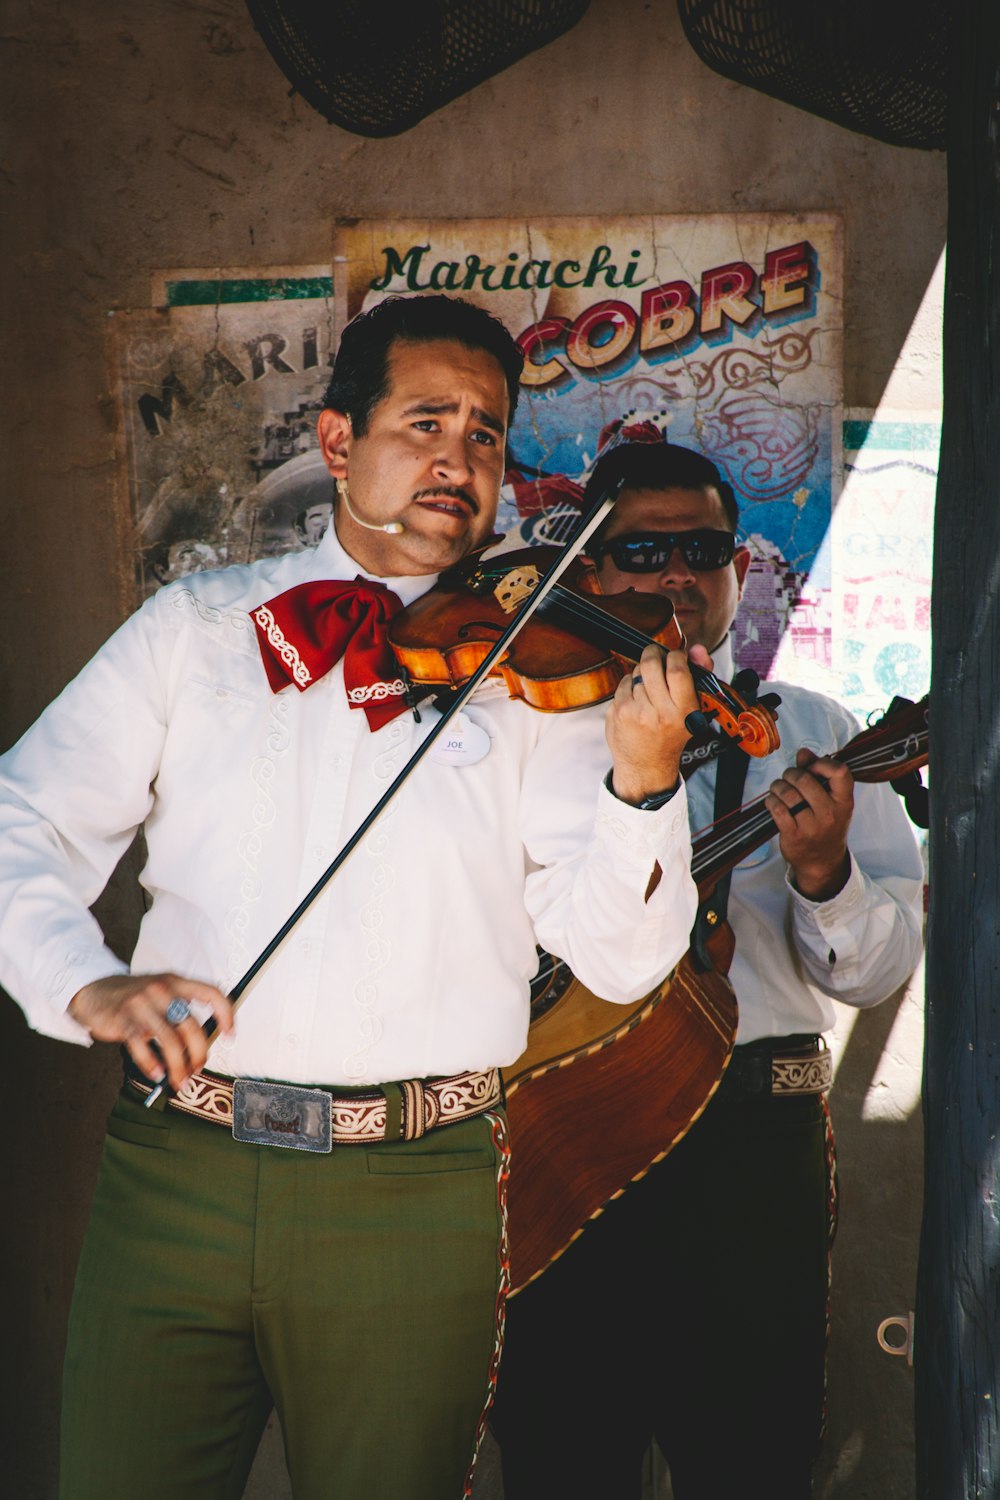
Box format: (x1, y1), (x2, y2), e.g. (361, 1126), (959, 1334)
(604, 770), (679, 810)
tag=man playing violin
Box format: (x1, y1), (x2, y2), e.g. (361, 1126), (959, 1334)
(491, 440), (925, 1499)
(0, 296), (705, 1499)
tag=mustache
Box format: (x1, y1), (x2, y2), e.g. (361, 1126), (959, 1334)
(411, 485), (478, 514)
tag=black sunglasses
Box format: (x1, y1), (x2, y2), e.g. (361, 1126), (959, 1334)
(591, 529), (737, 573)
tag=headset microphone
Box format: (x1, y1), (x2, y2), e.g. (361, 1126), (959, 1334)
(336, 479), (405, 536)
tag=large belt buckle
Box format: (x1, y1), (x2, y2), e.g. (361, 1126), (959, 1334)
(232, 1079), (333, 1153)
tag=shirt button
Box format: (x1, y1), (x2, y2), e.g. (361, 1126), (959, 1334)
(286, 1033), (300, 1046)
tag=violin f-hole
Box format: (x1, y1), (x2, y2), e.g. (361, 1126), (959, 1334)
(458, 618), (507, 641)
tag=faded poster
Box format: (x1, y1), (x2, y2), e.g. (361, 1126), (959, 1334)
(834, 413), (936, 718)
(114, 268), (336, 596)
(335, 215), (843, 688)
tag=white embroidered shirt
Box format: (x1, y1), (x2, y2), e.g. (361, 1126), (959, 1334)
(0, 523), (697, 1085)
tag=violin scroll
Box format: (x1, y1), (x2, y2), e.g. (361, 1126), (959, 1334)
(687, 666), (781, 760)
(693, 683), (781, 758)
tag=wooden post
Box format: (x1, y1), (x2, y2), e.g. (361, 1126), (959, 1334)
(917, 2), (1000, 1494)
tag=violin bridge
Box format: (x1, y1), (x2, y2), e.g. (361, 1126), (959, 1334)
(493, 564), (542, 615)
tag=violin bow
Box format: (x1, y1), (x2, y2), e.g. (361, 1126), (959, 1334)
(144, 477), (626, 1106)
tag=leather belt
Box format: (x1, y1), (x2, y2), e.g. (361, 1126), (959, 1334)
(128, 1065), (503, 1145)
(715, 1034), (831, 1101)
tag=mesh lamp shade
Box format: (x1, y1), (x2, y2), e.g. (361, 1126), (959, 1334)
(245, 0), (592, 137)
(678, 0), (948, 150)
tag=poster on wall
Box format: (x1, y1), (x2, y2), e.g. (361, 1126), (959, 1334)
(833, 411), (936, 718)
(114, 266), (336, 597)
(335, 215), (843, 690)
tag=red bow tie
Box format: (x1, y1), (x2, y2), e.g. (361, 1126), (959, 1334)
(252, 578), (409, 730)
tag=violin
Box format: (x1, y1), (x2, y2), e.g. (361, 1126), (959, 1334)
(389, 544), (781, 757)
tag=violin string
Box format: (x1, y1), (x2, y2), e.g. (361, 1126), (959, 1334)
(543, 585), (658, 657)
(690, 726), (927, 881)
(542, 586), (736, 704)
(692, 725), (928, 841)
(847, 743), (926, 776)
(693, 739), (926, 849)
(692, 808), (775, 880)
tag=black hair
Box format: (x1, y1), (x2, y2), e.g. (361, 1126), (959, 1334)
(584, 442), (740, 532)
(323, 294), (524, 437)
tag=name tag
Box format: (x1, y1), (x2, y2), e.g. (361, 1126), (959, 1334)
(428, 712), (492, 767)
(232, 1079), (333, 1152)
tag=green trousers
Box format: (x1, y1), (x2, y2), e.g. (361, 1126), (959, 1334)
(61, 1086), (509, 1500)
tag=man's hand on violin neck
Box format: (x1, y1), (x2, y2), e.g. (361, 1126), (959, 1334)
(765, 748), (854, 902)
(68, 972), (233, 1092)
(606, 644), (700, 804)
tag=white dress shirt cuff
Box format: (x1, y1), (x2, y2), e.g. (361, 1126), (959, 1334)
(44, 951), (132, 1045)
(594, 774), (690, 867)
(786, 852), (862, 914)
(787, 856), (865, 976)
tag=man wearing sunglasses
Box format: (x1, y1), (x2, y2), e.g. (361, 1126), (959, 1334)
(491, 441), (924, 1499)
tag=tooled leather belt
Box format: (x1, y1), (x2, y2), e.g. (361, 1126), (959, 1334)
(715, 1034), (832, 1100)
(127, 1063), (503, 1150)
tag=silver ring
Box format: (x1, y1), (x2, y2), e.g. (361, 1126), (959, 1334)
(165, 997), (192, 1026)
(632, 673), (643, 688)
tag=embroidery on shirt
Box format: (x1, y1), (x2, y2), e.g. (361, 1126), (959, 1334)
(223, 695), (291, 989)
(235, 757), (277, 902)
(342, 719), (407, 1080)
(342, 850), (393, 1080)
(595, 809), (630, 842)
(52, 952), (94, 1003)
(169, 588), (257, 656)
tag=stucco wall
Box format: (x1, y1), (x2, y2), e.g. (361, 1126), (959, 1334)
(1, 1), (943, 1494)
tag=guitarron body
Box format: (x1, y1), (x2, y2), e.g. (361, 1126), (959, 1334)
(502, 953), (737, 1292)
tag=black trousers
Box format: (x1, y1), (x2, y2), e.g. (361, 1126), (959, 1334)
(490, 1083), (835, 1500)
